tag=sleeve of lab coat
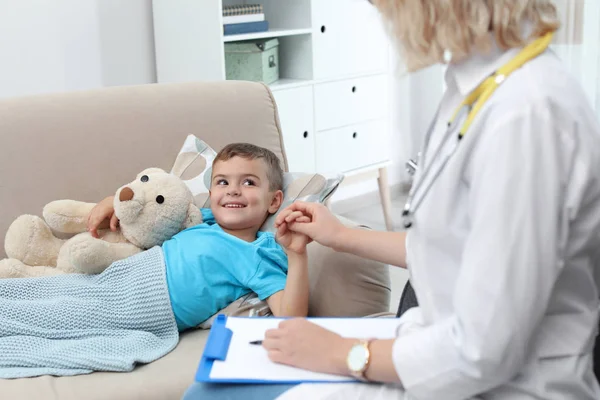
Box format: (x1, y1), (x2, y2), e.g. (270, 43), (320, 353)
(391, 103), (576, 399)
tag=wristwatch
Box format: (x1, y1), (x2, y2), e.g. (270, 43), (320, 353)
(346, 338), (374, 381)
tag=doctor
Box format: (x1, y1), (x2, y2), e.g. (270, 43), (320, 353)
(184, 0), (600, 399)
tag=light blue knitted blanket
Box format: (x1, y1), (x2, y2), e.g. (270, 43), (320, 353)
(0, 246), (179, 378)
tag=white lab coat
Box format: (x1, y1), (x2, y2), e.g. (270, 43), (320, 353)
(278, 40), (600, 400)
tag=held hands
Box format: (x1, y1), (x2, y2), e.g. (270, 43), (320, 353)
(274, 201), (347, 251)
(274, 208), (312, 255)
(87, 196), (119, 238)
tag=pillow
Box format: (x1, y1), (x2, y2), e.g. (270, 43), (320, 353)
(170, 134), (344, 233)
(260, 171), (343, 233)
(196, 292), (272, 329)
(170, 134), (216, 208)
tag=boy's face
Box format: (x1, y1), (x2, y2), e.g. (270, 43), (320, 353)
(209, 156), (283, 233)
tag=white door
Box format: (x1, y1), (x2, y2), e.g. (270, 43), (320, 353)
(311, 0), (389, 80)
(271, 86), (316, 173)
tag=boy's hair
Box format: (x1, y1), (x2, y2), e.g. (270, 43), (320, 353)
(213, 143), (284, 191)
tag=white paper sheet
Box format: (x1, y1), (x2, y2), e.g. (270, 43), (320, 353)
(209, 317), (401, 382)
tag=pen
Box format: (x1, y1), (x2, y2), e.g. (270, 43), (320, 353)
(249, 340), (263, 345)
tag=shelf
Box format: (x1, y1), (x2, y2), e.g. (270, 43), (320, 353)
(268, 78), (313, 91)
(223, 28), (312, 43)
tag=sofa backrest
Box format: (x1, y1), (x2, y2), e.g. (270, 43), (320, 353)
(0, 81), (287, 257)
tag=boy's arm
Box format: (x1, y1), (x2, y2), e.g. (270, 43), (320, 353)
(266, 251), (309, 317)
(87, 195), (118, 238)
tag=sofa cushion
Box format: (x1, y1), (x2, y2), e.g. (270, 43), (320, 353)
(307, 216), (391, 317)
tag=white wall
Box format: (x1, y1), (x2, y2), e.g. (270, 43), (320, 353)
(96, 0), (157, 87)
(0, 0), (156, 99)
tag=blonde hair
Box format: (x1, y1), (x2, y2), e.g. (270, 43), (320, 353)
(373, 0), (561, 72)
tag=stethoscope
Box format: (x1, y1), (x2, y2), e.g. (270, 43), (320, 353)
(401, 31), (555, 229)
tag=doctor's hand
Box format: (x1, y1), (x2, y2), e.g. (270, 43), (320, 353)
(274, 201), (347, 250)
(262, 318), (353, 376)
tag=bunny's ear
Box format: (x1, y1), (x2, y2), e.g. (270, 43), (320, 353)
(182, 203), (203, 229)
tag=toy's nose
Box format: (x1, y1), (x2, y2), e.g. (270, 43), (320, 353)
(119, 187), (134, 202)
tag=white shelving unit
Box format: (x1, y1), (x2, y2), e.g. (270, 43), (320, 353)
(152, 0), (395, 230)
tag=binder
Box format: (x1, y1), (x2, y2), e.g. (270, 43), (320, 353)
(222, 4), (264, 17)
(223, 20), (269, 36)
(195, 314), (401, 384)
(223, 13), (265, 25)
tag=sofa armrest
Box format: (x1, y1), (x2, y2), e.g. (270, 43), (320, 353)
(306, 214), (391, 317)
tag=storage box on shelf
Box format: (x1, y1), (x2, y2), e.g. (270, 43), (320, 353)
(152, 0), (395, 230)
(224, 38), (280, 84)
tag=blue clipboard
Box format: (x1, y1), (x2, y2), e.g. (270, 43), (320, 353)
(194, 314), (234, 383)
(194, 314), (359, 384)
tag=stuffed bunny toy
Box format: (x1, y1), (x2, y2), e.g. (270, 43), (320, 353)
(0, 168), (203, 278)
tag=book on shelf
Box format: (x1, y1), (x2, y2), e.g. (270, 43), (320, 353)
(223, 13), (265, 25)
(223, 20), (269, 36)
(223, 4), (263, 17)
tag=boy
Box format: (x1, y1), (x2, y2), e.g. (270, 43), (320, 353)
(88, 143), (310, 331)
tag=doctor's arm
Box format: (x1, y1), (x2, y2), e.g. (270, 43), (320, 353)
(275, 201), (408, 268)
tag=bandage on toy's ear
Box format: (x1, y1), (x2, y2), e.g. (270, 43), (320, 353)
(182, 203), (203, 229)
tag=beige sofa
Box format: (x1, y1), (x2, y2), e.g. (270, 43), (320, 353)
(0, 81), (391, 400)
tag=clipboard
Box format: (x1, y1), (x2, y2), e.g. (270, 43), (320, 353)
(194, 314), (401, 384)
(195, 314), (235, 382)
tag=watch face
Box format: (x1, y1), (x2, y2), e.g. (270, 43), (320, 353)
(347, 344), (368, 372)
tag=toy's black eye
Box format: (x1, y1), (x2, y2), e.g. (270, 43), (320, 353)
(156, 195), (164, 204)
(141, 175), (149, 182)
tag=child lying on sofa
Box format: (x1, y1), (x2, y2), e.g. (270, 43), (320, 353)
(89, 142), (311, 331)
(0, 143), (310, 378)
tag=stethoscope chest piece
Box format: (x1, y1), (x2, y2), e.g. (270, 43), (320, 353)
(402, 207), (413, 229)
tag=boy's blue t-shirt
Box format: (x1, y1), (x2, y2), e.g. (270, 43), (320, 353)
(162, 208), (288, 331)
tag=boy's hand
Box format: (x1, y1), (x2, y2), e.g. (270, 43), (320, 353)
(87, 196), (119, 238)
(274, 202), (346, 250)
(275, 210), (312, 254)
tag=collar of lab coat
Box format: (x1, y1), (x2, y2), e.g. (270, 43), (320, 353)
(444, 34), (523, 97)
